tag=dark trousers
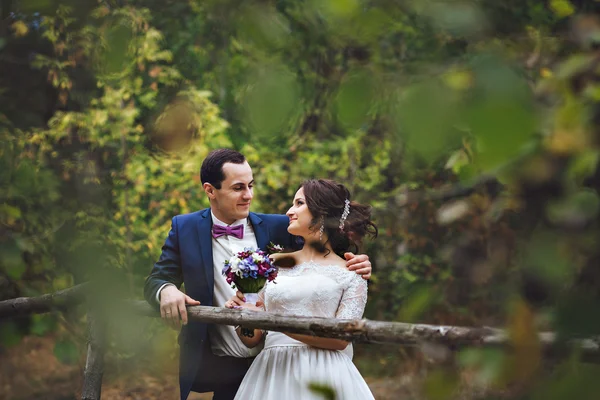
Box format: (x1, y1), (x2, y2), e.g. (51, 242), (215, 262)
(190, 339), (253, 400)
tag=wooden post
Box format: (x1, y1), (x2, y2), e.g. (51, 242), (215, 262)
(81, 313), (105, 400)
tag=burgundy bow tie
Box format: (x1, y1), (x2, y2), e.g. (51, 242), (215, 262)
(212, 224), (244, 239)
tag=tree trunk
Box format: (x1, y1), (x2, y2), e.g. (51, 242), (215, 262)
(81, 312), (106, 400)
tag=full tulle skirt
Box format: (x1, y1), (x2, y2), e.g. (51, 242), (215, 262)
(234, 333), (374, 400)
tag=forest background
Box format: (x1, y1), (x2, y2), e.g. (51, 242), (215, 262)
(2, 0), (600, 399)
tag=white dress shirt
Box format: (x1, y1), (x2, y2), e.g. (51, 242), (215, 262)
(158, 212), (261, 358)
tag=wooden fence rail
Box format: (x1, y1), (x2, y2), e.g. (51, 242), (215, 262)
(1, 284), (600, 399)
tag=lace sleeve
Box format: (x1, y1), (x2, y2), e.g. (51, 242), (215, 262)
(335, 275), (368, 320)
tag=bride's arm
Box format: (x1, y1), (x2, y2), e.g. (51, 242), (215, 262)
(235, 323), (265, 348)
(226, 291), (267, 348)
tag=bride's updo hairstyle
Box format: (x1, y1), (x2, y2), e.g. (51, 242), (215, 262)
(300, 179), (377, 257)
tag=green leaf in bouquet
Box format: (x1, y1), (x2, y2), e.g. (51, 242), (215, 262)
(235, 277), (267, 294)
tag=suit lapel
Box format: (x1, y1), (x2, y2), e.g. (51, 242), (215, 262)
(249, 213), (269, 250)
(196, 209), (214, 299)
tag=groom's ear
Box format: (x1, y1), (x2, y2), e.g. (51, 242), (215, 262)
(203, 183), (216, 199)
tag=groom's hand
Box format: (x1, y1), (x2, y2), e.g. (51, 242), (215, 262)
(160, 285), (201, 330)
(344, 252), (372, 280)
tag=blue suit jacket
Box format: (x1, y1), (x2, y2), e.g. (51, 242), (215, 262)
(143, 209), (295, 399)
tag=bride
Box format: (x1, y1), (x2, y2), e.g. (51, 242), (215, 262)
(225, 179), (377, 400)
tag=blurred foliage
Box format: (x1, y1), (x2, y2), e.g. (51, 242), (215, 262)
(2, 0), (600, 398)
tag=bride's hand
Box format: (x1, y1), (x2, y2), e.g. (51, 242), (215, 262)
(224, 300), (264, 312)
(224, 292), (264, 311)
(224, 291), (245, 309)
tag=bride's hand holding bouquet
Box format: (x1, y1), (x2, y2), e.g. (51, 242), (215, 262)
(222, 244), (283, 341)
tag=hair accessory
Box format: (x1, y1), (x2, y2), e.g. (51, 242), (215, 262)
(339, 199), (351, 231)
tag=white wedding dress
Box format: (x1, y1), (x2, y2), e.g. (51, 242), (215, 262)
(234, 261), (375, 400)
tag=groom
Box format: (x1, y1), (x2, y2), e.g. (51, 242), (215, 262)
(144, 149), (372, 400)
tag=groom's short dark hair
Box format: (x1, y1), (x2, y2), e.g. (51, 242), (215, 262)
(201, 149), (246, 189)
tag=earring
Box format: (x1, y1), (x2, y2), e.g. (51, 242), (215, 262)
(319, 217), (325, 242)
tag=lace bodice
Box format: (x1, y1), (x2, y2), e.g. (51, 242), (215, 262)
(263, 261), (368, 320)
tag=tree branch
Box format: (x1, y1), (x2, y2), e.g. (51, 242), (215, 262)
(2, 286), (599, 362)
(130, 301), (600, 362)
(0, 283), (88, 318)
(397, 175), (500, 207)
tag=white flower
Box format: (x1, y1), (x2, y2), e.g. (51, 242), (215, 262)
(252, 252), (264, 264)
(229, 256), (240, 273)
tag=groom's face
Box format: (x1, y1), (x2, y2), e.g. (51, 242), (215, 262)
(204, 161), (254, 224)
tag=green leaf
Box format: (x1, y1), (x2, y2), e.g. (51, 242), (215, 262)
(242, 66), (300, 139)
(567, 150), (600, 185)
(402, 269), (418, 283)
(308, 382), (336, 400)
(334, 70), (375, 130)
(424, 369), (459, 400)
(17, 0), (57, 15)
(550, 0), (575, 18)
(445, 149), (470, 174)
(312, 0), (360, 20)
(0, 240), (26, 279)
(102, 22), (133, 74)
(236, 6), (290, 50)
(394, 80), (461, 162)
(458, 348), (506, 386)
(522, 230), (572, 288)
(0, 204), (22, 219)
(54, 339), (79, 365)
(426, 1), (486, 37)
(397, 286), (435, 322)
(465, 58), (537, 170)
(533, 359), (600, 400)
(234, 277), (267, 294)
(556, 54), (596, 80)
(6, 261), (26, 280)
(546, 189), (600, 227)
(0, 321), (22, 347)
(30, 314), (57, 336)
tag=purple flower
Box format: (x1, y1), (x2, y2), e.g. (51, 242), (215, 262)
(222, 247), (279, 291)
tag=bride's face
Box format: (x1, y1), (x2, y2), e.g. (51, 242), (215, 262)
(286, 188), (315, 238)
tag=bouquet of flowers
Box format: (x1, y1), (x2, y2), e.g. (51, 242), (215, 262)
(221, 244), (281, 305)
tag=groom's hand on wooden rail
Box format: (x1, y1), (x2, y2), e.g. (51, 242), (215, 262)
(159, 286), (201, 330)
